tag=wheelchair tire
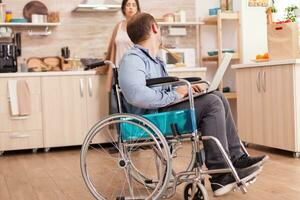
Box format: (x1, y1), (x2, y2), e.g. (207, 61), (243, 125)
(80, 114), (172, 200)
(183, 182), (208, 200)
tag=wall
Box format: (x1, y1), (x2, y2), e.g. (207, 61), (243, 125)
(236, 0), (268, 63)
(3, 0), (196, 60)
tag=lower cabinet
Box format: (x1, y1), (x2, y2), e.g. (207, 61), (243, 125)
(0, 74), (109, 152)
(42, 75), (109, 148)
(236, 64), (297, 152)
(0, 77), (43, 151)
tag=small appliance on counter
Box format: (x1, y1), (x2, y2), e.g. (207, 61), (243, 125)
(0, 32), (22, 73)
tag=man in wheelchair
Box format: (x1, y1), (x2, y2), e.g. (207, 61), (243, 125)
(118, 13), (268, 196)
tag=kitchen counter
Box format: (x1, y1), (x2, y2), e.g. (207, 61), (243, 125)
(0, 67), (207, 78)
(0, 70), (99, 78)
(232, 59), (300, 69)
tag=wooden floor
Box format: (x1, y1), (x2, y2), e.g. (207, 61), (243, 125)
(0, 145), (300, 200)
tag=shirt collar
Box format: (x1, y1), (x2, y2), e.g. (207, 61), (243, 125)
(134, 44), (159, 64)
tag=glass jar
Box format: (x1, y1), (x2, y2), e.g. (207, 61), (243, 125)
(220, 0), (233, 12)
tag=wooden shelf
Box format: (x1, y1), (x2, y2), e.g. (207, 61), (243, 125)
(0, 23), (61, 27)
(224, 92), (237, 99)
(202, 12), (239, 25)
(202, 53), (240, 62)
(158, 21), (204, 26)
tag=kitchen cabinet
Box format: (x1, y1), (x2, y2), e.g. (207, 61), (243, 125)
(42, 74), (109, 148)
(0, 72), (109, 153)
(0, 77), (43, 151)
(235, 62), (298, 153)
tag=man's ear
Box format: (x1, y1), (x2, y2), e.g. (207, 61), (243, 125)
(152, 23), (158, 34)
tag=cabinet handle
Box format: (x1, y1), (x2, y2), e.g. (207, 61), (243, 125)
(262, 71), (266, 92)
(10, 116), (29, 120)
(88, 78), (93, 97)
(256, 71), (261, 92)
(10, 134), (30, 139)
(79, 78), (84, 97)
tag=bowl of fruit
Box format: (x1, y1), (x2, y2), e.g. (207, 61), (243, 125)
(254, 53), (269, 62)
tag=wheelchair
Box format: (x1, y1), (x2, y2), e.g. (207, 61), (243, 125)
(80, 60), (254, 200)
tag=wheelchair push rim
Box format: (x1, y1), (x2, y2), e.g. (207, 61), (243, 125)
(80, 114), (172, 200)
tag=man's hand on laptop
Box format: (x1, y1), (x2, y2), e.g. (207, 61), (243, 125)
(192, 84), (204, 93)
(176, 84), (204, 99)
(176, 86), (189, 99)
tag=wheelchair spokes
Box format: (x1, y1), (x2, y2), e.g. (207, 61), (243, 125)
(80, 114), (172, 200)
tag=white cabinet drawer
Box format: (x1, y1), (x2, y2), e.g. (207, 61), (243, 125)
(0, 131), (43, 151)
(0, 77), (41, 96)
(0, 94), (42, 132)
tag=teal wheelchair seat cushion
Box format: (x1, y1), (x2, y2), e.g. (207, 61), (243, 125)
(120, 109), (197, 141)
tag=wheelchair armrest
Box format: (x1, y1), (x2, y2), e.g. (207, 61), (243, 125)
(146, 76), (180, 87)
(182, 77), (202, 84)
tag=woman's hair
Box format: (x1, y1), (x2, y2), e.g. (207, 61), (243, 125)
(121, 0), (141, 16)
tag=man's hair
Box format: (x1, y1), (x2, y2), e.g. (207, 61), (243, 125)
(121, 0), (141, 16)
(127, 13), (156, 44)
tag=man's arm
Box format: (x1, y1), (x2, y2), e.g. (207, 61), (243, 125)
(119, 54), (181, 109)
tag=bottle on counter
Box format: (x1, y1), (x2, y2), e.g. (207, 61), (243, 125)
(5, 10), (12, 22)
(20, 58), (28, 72)
(0, 1), (6, 23)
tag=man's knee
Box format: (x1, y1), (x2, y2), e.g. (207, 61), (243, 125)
(196, 93), (224, 112)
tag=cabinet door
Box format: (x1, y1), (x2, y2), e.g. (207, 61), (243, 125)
(250, 68), (265, 145)
(262, 65), (295, 151)
(42, 76), (87, 147)
(86, 75), (111, 143)
(86, 75), (108, 130)
(236, 68), (253, 142)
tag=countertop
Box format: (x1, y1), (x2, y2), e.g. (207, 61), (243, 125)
(232, 59), (300, 69)
(0, 67), (207, 78)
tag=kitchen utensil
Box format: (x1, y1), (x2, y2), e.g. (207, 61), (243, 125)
(23, 1), (48, 22)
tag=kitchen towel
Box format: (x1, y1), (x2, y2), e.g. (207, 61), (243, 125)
(17, 80), (31, 116)
(7, 80), (19, 116)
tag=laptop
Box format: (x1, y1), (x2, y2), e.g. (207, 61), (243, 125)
(174, 53), (233, 104)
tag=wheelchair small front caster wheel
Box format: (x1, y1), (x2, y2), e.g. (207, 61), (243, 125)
(184, 182), (208, 200)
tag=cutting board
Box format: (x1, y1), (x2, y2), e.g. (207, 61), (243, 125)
(23, 1), (48, 22)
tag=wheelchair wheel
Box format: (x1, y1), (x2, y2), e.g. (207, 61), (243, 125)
(183, 182), (208, 200)
(80, 114), (172, 200)
(171, 140), (197, 174)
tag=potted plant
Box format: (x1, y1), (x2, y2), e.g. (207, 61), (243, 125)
(285, 5), (298, 22)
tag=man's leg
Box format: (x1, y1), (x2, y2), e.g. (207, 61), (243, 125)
(211, 91), (268, 168)
(160, 93), (231, 170)
(210, 91), (243, 161)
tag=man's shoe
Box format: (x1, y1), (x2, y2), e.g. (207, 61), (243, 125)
(210, 165), (262, 197)
(233, 154), (269, 169)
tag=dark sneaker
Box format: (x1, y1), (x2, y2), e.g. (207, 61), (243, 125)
(210, 166), (262, 197)
(233, 154), (269, 169)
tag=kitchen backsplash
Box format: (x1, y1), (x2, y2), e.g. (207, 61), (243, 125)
(3, 0), (196, 59)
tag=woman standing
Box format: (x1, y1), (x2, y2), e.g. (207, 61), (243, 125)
(105, 0), (141, 90)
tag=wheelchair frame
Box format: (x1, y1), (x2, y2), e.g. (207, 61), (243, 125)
(80, 60), (251, 200)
